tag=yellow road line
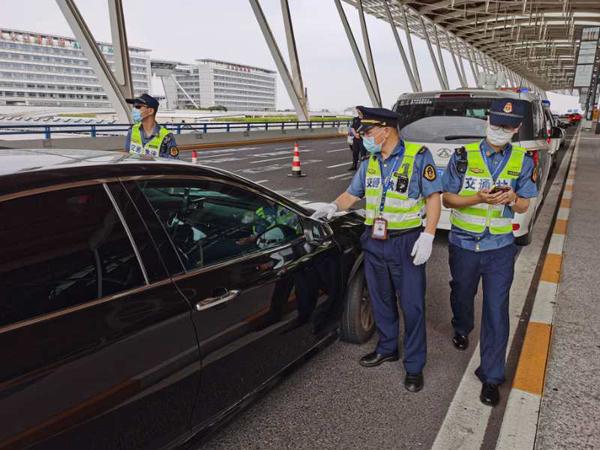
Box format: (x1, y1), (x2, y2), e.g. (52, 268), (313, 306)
(512, 322), (553, 396)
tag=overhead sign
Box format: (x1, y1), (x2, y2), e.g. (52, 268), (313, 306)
(573, 27), (600, 88)
(574, 64), (594, 87)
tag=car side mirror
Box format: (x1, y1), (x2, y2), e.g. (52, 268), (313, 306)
(303, 220), (328, 245)
(551, 127), (562, 139)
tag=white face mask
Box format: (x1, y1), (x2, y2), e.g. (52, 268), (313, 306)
(486, 126), (515, 147)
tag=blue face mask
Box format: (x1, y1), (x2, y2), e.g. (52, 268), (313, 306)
(363, 135), (382, 154)
(131, 108), (142, 123)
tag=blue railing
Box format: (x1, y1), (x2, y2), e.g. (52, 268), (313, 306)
(0, 120), (351, 139)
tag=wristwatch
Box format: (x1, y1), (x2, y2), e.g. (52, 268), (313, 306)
(509, 195), (518, 207)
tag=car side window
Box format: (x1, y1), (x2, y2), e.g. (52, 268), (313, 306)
(0, 184), (146, 327)
(137, 179), (304, 270)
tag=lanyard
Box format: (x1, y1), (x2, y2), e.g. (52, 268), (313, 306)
(378, 155), (402, 213)
(481, 145), (510, 181)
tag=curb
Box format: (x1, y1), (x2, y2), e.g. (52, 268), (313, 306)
(496, 131), (581, 450)
(177, 132), (344, 152)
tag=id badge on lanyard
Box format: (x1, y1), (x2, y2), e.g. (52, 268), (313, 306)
(371, 217), (388, 240)
(371, 157), (401, 240)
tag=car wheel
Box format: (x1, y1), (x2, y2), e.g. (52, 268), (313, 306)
(515, 232), (532, 246)
(340, 266), (375, 344)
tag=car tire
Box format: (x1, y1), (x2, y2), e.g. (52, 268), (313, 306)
(515, 232), (532, 246)
(340, 266), (375, 344)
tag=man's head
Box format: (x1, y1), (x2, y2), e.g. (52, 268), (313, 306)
(486, 98), (528, 147)
(126, 93), (160, 122)
(355, 106), (400, 153)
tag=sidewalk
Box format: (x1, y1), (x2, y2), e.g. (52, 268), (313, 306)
(535, 130), (600, 449)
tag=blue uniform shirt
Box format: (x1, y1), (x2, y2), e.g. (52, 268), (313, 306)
(347, 140), (443, 201)
(124, 124), (178, 159)
(442, 140), (538, 251)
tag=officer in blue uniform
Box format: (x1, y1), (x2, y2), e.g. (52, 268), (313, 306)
(442, 98), (538, 406)
(311, 106), (442, 392)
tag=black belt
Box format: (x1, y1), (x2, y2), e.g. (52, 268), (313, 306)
(365, 226), (422, 238)
(387, 227), (422, 238)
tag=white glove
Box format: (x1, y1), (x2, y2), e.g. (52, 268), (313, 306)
(411, 232), (435, 266)
(310, 202), (338, 220)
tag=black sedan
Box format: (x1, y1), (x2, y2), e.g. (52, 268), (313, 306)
(0, 149), (373, 449)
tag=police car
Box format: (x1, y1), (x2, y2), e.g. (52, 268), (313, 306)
(393, 89), (555, 245)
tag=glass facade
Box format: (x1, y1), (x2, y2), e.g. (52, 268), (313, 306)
(0, 29), (151, 108)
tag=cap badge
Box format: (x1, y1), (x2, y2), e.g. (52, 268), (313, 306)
(503, 102), (513, 114)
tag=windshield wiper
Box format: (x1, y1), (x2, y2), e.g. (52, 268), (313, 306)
(444, 135), (485, 140)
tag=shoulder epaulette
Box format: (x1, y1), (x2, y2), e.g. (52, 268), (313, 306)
(455, 146), (466, 157)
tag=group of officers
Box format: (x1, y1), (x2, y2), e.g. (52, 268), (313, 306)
(123, 92), (537, 407)
(312, 99), (537, 407)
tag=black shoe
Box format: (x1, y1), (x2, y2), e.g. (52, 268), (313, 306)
(348, 165), (357, 171)
(452, 333), (469, 350)
(404, 372), (424, 392)
(359, 351), (399, 368)
(480, 383), (500, 406)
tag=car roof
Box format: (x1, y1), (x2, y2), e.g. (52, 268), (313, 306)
(395, 88), (537, 102)
(0, 148), (310, 215)
(0, 148), (192, 177)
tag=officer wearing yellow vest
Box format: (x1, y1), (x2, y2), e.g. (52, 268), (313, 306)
(442, 98), (538, 406)
(124, 94), (179, 159)
(311, 106), (442, 392)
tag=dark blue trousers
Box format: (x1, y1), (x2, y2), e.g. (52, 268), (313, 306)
(449, 243), (518, 385)
(361, 229), (426, 374)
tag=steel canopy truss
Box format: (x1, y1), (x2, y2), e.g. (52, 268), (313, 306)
(343, 0), (600, 92)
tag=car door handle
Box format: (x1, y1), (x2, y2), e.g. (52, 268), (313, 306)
(195, 289), (240, 311)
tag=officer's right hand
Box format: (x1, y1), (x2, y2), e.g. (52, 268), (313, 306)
(310, 202), (338, 220)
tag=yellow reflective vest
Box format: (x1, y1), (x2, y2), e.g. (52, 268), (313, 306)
(364, 141), (425, 230)
(449, 142), (526, 235)
(129, 123), (170, 157)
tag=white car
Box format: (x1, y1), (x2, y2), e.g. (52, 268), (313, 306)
(394, 89), (553, 245)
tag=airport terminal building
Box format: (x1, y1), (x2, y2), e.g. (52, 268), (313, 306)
(0, 28), (151, 108)
(172, 59), (276, 111)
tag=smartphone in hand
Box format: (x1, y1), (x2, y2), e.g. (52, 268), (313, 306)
(489, 184), (511, 195)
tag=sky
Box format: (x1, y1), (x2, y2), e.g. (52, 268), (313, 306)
(2, 0), (580, 113)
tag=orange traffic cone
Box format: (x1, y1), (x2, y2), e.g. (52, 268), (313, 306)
(191, 150), (198, 164)
(288, 143), (306, 177)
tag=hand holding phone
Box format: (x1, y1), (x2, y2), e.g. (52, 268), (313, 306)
(489, 184), (511, 195)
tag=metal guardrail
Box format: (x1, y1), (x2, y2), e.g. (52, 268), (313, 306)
(0, 120), (351, 139)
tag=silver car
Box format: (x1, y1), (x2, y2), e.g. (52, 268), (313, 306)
(393, 89), (553, 245)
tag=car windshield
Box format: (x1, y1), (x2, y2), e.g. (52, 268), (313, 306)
(393, 96), (534, 143)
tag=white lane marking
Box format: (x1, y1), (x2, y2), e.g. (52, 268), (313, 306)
(528, 281), (558, 324)
(327, 148), (350, 153)
(496, 389), (541, 450)
(275, 146), (294, 150)
(250, 155), (291, 164)
(547, 233), (565, 255)
(327, 162), (350, 169)
(254, 179), (269, 184)
(195, 146), (258, 156)
(328, 172), (352, 180)
(329, 140), (345, 144)
(200, 152), (236, 159)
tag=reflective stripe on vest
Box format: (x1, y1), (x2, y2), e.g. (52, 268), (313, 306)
(129, 124), (170, 157)
(449, 142), (526, 235)
(364, 141), (425, 230)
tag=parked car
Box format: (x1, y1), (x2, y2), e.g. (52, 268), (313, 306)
(553, 113), (570, 129)
(540, 101), (566, 166)
(0, 149), (372, 449)
(567, 112), (583, 124)
(393, 89), (553, 245)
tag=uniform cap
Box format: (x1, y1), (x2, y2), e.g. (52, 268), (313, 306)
(126, 93), (159, 111)
(355, 106), (400, 133)
(489, 98), (528, 128)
